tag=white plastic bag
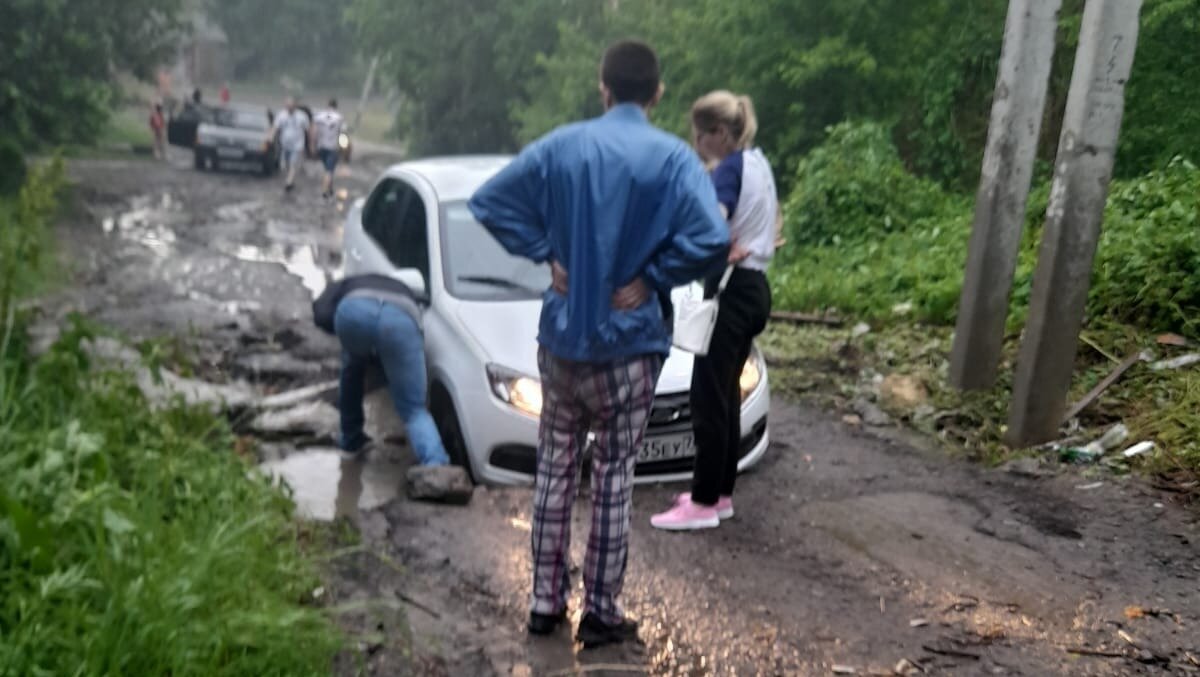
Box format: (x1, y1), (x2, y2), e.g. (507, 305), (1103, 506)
(672, 267), (733, 356)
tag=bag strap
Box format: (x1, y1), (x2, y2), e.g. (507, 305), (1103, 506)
(716, 265), (735, 294)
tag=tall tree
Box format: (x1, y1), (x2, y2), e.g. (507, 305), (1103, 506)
(207, 0), (359, 85)
(0, 0), (186, 148)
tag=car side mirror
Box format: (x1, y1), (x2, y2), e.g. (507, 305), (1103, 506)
(391, 268), (427, 301)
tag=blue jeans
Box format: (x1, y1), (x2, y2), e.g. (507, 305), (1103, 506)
(334, 296), (449, 466)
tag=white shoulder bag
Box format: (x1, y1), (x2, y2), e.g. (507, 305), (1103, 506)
(672, 266), (734, 356)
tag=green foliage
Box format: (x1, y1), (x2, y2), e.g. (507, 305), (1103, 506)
(349, 0), (600, 155)
(0, 318), (342, 675)
(0, 139), (25, 197)
(0, 0), (185, 150)
(778, 122), (960, 250)
(1089, 157), (1200, 336)
(513, 0), (1019, 188)
(771, 126), (1200, 341)
(0, 159), (65, 317)
(208, 0), (361, 86)
(1117, 0), (1200, 176)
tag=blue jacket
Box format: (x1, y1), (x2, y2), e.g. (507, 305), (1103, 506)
(468, 104), (730, 363)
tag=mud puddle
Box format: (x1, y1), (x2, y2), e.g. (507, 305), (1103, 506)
(260, 448), (406, 522)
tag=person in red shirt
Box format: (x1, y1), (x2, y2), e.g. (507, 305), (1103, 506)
(149, 103), (166, 160)
(220, 83), (230, 104)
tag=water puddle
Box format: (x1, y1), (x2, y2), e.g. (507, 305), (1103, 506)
(100, 192), (182, 258)
(230, 243), (329, 298)
(259, 449), (405, 521)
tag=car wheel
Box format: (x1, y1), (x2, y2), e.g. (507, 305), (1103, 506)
(260, 160), (271, 176)
(432, 386), (475, 482)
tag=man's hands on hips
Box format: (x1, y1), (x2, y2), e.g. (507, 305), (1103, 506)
(550, 260), (651, 311)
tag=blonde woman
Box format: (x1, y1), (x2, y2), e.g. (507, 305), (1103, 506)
(652, 91), (779, 530)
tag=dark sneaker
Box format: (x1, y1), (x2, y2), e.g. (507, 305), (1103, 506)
(527, 609), (567, 636)
(339, 440), (374, 461)
(284, 182), (294, 193)
(575, 612), (639, 649)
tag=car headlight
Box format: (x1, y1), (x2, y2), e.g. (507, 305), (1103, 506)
(739, 351), (764, 401)
(487, 364), (543, 418)
(338, 132), (350, 150)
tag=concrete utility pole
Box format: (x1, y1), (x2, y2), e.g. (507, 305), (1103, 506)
(1007, 0), (1143, 446)
(949, 0), (1062, 390)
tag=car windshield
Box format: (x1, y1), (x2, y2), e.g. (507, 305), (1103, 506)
(441, 201), (550, 301)
(213, 108), (269, 131)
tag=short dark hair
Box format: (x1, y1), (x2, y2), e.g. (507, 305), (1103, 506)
(601, 40), (660, 105)
(329, 98), (338, 109)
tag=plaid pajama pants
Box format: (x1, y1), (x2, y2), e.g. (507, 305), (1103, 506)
(531, 347), (663, 625)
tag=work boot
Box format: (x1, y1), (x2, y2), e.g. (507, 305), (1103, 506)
(405, 464), (473, 504)
(575, 612), (639, 649)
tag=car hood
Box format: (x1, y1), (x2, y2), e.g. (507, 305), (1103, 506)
(453, 297), (694, 394)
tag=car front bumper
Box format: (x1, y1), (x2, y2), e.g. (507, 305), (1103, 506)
(466, 370), (772, 486)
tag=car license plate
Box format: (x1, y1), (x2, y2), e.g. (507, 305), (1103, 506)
(638, 433), (695, 463)
(217, 147), (244, 159)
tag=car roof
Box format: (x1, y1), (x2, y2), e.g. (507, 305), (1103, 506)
(385, 155), (513, 202)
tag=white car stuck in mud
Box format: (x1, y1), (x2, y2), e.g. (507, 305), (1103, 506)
(342, 156), (770, 485)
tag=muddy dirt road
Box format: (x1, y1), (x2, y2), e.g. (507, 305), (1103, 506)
(46, 151), (1200, 676)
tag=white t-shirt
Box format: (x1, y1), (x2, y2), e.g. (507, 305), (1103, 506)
(276, 109), (309, 152)
(313, 110), (344, 151)
(713, 148), (778, 271)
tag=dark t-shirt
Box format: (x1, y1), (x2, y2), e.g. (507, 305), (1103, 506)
(711, 150), (744, 217)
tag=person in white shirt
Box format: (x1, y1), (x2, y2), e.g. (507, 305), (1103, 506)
(651, 90), (781, 531)
(271, 97), (309, 192)
(313, 98), (345, 199)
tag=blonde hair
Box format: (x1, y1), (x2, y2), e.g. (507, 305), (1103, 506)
(691, 90), (758, 149)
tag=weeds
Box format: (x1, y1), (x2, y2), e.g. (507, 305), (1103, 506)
(1, 163), (341, 674)
(0, 316), (342, 675)
(760, 320), (1200, 482)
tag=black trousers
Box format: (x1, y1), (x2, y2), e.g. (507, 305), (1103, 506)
(690, 267), (771, 506)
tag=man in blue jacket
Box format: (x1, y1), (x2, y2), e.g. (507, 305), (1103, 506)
(468, 40), (729, 648)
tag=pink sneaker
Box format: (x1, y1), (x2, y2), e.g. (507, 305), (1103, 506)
(672, 492), (734, 520)
(715, 496), (734, 521)
(651, 496), (719, 531)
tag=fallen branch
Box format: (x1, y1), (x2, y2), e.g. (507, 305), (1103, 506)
(1064, 647), (1127, 659)
(546, 664), (648, 676)
(259, 380), (339, 409)
(921, 644), (980, 660)
(1061, 351), (1149, 424)
(395, 591), (442, 620)
(769, 310), (844, 327)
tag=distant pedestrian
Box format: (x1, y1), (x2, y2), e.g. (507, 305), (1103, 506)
(313, 98), (345, 199)
(469, 40), (728, 648)
(312, 273), (473, 503)
(149, 103), (167, 160)
(220, 83), (231, 104)
(650, 91), (779, 531)
(271, 97), (309, 192)
(192, 88), (203, 105)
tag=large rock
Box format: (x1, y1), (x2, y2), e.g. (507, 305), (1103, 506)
(852, 398), (892, 427)
(405, 465), (474, 505)
(880, 374), (929, 411)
